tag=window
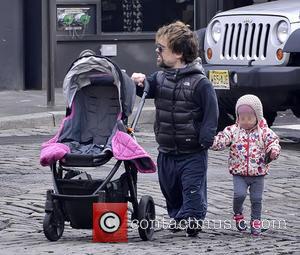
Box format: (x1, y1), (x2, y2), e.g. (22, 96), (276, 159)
(101, 0), (195, 33)
(223, 0), (276, 11)
(253, 0), (276, 3)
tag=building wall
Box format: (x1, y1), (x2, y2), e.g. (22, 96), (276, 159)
(55, 0), (225, 87)
(56, 39), (157, 87)
(0, 0), (255, 90)
(0, 0), (24, 90)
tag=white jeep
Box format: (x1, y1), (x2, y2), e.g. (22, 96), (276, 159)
(198, 0), (300, 129)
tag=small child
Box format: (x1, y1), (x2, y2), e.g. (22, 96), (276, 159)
(211, 94), (281, 236)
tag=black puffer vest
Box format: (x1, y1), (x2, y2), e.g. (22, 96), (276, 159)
(154, 61), (206, 154)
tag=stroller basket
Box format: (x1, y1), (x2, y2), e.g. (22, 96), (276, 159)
(55, 173), (128, 229)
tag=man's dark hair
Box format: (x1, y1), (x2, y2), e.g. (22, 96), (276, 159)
(156, 21), (199, 63)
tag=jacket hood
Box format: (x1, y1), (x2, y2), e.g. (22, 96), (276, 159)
(163, 57), (206, 81)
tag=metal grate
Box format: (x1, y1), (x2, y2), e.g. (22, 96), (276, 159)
(221, 22), (270, 59)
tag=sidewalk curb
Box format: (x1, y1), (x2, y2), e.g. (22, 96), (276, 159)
(0, 112), (65, 130)
(0, 107), (156, 131)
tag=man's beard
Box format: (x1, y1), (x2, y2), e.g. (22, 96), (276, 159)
(157, 54), (172, 69)
(158, 61), (172, 69)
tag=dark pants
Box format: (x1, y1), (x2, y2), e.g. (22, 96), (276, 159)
(157, 150), (208, 221)
(233, 175), (265, 220)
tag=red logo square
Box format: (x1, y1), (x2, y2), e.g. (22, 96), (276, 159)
(93, 203), (128, 243)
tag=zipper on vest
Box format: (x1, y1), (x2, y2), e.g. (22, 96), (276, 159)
(172, 82), (177, 150)
(174, 69), (179, 80)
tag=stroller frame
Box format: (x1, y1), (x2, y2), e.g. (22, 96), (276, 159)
(43, 68), (155, 242)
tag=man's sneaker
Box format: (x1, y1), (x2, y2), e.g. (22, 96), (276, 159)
(169, 219), (183, 233)
(251, 219), (262, 236)
(185, 217), (202, 237)
(233, 214), (247, 232)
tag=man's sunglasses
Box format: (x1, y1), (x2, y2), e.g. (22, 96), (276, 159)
(156, 43), (166, 53)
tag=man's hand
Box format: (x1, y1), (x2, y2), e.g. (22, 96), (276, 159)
(131, 73), (146, 87)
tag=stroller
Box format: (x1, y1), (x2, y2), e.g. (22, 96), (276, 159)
(40, 52), (156, 242)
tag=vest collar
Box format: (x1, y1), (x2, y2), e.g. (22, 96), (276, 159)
(162, 58), (205, 82)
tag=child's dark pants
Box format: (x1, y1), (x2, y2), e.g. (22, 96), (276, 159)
(157, 150), (208, 221)
(233, 175), (265, 220)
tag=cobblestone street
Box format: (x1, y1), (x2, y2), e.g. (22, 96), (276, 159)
(0, 125), (299, 255)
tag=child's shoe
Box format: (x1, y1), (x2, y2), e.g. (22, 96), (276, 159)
(251, 219), (262, 236)
(233, 214), (247, 232)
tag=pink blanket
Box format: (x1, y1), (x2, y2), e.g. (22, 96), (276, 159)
(40, 143), (70, 167)
(40, 116), (156, 173)
(40, 108), (74, 167)
(112, 130), (156, 173)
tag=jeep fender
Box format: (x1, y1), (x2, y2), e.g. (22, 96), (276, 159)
(283, 29), (300, 53)
(195, 28), (206, 64)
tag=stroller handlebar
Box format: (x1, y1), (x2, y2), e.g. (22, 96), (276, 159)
(143, 79), (150, 95)
(131, 79), (149, 129)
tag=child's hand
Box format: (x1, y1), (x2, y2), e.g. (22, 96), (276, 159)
(265, 149), (279, 164)
(269, 149), (278, 160)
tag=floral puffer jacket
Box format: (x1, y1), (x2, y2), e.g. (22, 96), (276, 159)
(211, 118), (281, 176)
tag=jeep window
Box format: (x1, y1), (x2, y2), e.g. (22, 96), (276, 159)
(223, 0), (277, 10)
(101, 0), (195, 33)
(253, 0), (277, 3)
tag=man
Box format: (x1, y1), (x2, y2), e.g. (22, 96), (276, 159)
(131, 21), (218, 237)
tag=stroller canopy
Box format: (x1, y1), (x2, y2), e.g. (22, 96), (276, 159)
(63, 55), (136, 118)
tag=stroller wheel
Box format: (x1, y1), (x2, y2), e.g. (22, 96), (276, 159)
(138, 195), (155, 241)
(43, 211), (64, 241)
